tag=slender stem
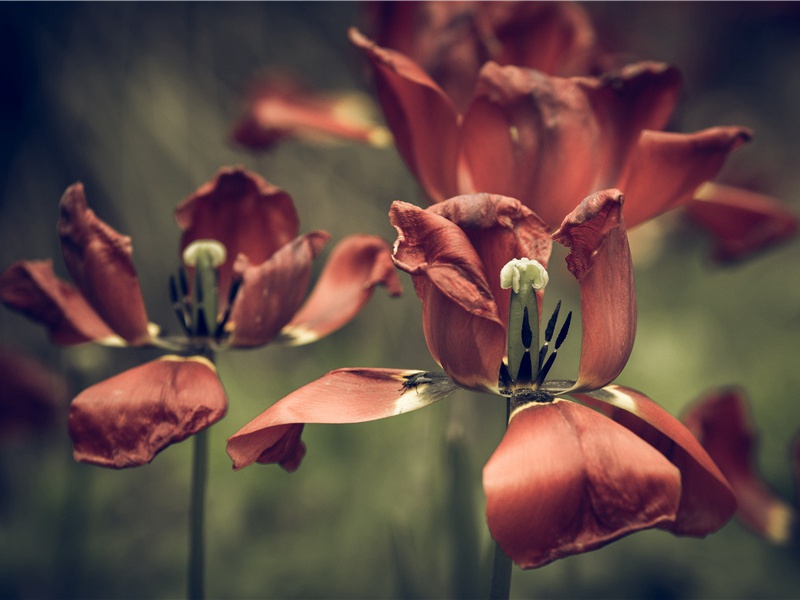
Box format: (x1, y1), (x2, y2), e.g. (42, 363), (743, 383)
(489, 397), (513, 600)
(188, 426), (209, 600)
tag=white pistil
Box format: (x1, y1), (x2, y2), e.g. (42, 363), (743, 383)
(183, 239), (227, 268)
(500, 258), (549, 293)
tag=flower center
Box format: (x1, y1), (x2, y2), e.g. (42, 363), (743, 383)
(170, 239), (239, 344)
(498, 258), (571, 407)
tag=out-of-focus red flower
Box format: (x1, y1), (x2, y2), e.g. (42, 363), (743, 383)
(683, 387), (798, 546)
(348, 26), (796, 262)
(232, 74), (391, 152)
(227, 191), (735, 569)
(0, 348), (68, 436)
(0, 167), (401, 468)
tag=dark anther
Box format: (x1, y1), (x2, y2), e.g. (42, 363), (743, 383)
(521, 306), (533, 349)
(195, 305), (210, 337)
(169, 272), (192, 336)
(536, 352), (557, 386)
(214, 278), (242, 339)
(498, 362), (512, 395)
(516, 350), (533, 385)
(555, 311), (572, 349)
(544, 299), (561, 343)
(535, 302), (572, 387)
(178, 267), (189, 298)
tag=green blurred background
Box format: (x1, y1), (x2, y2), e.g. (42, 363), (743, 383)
(1, 2), (799, 598)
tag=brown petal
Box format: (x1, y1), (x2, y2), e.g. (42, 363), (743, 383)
(227, 368), (457, 471)
(483, 399), (681, 569)
(69, 356), (228, 468)
(682, 388), (796, 545)
(232, 76), (390, 150)
(175, 167), (300, 311)
(552, 189), (635, 392)
(389, 199), (506, 391)
(349, 28), (461, 202)
(57, 184), (152, 345)
(0, 260), (119, 345)
(574, 385), (737, 536)
(279, 234), (403, 346)
(686, 182), (798, 263)
(228, 231), (330, 348)
(618, 127), (752, 228)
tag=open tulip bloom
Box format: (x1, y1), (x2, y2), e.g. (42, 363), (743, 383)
(227, 190), (737, 571)
(0, 166), (401, 468)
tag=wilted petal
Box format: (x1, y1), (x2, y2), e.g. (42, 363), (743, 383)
(58, 184), (152, 345)
(390, 200), (505, 391)
(279, 234), (403, 346)
(483, 399), (681, 569)
(232, 76), (390, 150)
(682, 388), (796, 545)
(0, 260), (120, 345)
(575, 385), (737, 535)
(228, 232), (330, 348)
(69, 356), (228, 469)
(686, 182), (798, 262)
(175, 167), (300, 309)
(552, 189), (635, 392)
(619, 127), (752, 228)
(0, 348), (68, 435)
(227, 368), (458, 471)
(349, 28), (461, 202)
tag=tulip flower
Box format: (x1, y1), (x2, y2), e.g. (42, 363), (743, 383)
(0, 166), (401, 468)
(227, 191), (735, 569)
(683, 387), (798, 546)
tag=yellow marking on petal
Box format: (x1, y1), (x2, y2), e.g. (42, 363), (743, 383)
(158, 354), (218, 373)
(509, 125), (520, 145)
(277, 324), (320, 347)
(600, 385), (640, 415)
(366, 126), (392, 148)
(765, 502), (797, 546)
(508, 396), (566, 422)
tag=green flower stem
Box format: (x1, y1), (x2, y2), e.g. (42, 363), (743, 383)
(489, 397), (513, 600)
(188, 424), (209, 600)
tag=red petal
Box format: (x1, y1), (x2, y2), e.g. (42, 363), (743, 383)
(483, 399), (681, 569)
(232, 76), (389, 150)
(69, 356), (228, 468)
(574, 385), (737, 535)
(227, 368), (457, 471)
(57, 184), (152, 345)
(682, 388), (796, 545)
(228, 232), (330, 348)
(389, 199), (507, 391)
(552, 189), (635, 391)
(0, 260), (118, 345)
(686, 182), (798, 262)
(279, 234), (403, 346)
(175, 167), (300, 311)
(349, 28), (461, 202)
(619, 126), (752, 228)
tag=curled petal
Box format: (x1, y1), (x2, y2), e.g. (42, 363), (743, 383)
(552, 189), (635, 392)
(389, 199), (506, 391)
(574, 385), (737, 536)
(349, 28), (461, 202)
(483, 399), (681, 569)
(69, 356), (228, 469)
(227, 368), (457, 471)
(682, 388), (796, 545)
(686, 182), (798, 263)
(0, 260), (119, 345)
(619, 126), (753, 228)
(228, 232), (330, 348)
(232, 76), (390, 150)
(175, 167), (300, 310)
(279, 234), (403, 346)
(57, 184), (152, 345)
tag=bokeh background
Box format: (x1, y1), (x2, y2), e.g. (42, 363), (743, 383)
(1, 2), (799, 598)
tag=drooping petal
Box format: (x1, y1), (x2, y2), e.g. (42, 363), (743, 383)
(685, 182), (798, 263)
(483, 399), (681, 570)
(574, 385), (737, 536)
(389, 199), (506, 391)
(0, 260), (121, 345)
(232, 76), (390, 150)
(69, 355), (228, 469)
(618, 127), (752, 228)
(552, 189), (635, 392)
(175, 167), (300, 310)
(278, 234), (403, 346)
(227, 368), (458, 471)
(349, 28), (461, 202)
(682, 388), (796, 545)
(57, 183), (153, 345)
(228, 232), (330, 348)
